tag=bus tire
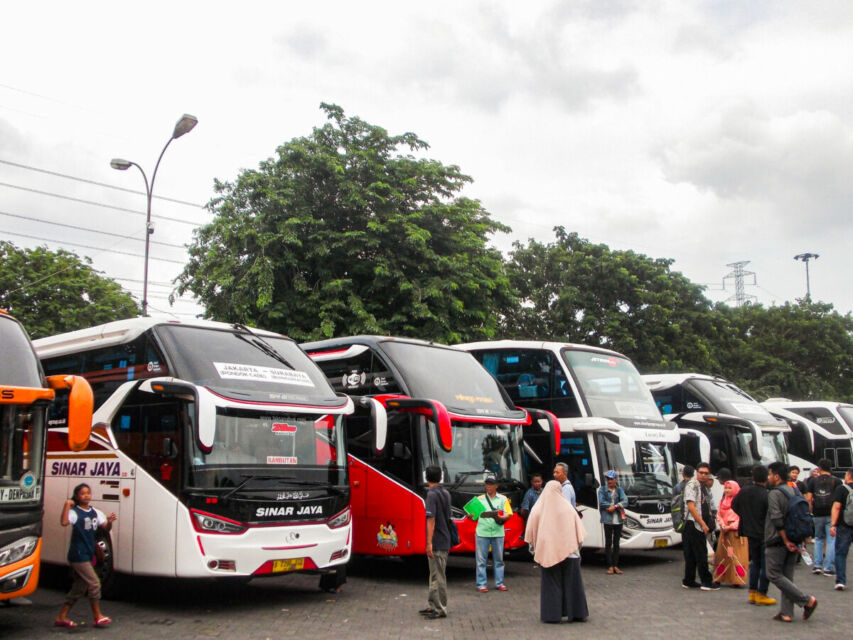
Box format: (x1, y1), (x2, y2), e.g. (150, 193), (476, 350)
(94, 531), (121, 599)
(319, 566), (346, 593)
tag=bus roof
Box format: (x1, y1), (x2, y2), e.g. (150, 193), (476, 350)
(302, 334), (457, 353)
(640, 372), (727, 391)
(33, 317), (288, 359)
(456, 339), (630, 359)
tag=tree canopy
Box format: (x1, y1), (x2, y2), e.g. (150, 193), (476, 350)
(176, 103), (513, 343)
(502, 228), (724, 373)
(0, 242), (139, 338)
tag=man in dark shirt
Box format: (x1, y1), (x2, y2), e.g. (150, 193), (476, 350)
(764, 462), (818, 623)
(421, 465), (451, 619)
(829, 469), (853, 590)
(732, 465), (775, 606)
(804, 458), (840, 576)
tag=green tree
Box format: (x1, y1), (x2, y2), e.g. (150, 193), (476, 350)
(0, 242), (139, 338)
(503, 228), (725, 372)
(176, 103), (513, 343)
(718, 301), (853, 402)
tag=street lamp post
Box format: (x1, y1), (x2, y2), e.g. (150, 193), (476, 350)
(111, 114), (198, 317)
(793, 252), (819, 300)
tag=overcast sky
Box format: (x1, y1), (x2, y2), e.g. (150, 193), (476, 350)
(1, 1), (851, 323)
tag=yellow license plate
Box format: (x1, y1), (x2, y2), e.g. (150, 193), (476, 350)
(654, 538), (669, 548)
(272, 558), (305, 573)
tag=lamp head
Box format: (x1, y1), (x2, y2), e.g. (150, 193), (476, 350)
(110, 158), (132, 171)
(172, 114), (198, 139)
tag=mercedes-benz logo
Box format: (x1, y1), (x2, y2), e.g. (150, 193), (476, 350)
(657, 502), (666, 514)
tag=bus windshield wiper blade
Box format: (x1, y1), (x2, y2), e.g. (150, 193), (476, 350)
(450, 470), (486, 492)
(231, 323), (294, 370)
(221, 474), (282, 500)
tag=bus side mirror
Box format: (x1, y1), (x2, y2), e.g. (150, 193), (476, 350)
(525, 408), (561, 456)
(384, 397), (452, 453)
(139, 378), (214, 453)
(46, 375), (93, 452)
(360, 397), (387, 454)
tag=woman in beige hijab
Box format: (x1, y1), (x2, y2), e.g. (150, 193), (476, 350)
(524, 480), (588, 623)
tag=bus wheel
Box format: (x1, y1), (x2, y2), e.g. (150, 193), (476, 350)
(318, 567), (346, 593)
(94, 531), (121, 599)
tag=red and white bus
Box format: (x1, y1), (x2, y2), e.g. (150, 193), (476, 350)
(35, 319), (384, 592)
(1, 310), (92, 601)
(301, 336), (558, 559)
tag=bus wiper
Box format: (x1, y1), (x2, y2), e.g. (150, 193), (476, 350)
(276, 479), (347, 495)
(231, 323), (294, 370)
(221, 474), (282, 500)
(450, 470), (486, 492)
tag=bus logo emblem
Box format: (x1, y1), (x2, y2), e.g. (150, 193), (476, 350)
(272, 423), (297, 434)
(657, 502), (666, 514)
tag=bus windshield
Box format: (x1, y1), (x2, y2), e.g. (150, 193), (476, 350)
(562, 350), (662, 421)
(838, 406), (853, 431)
(380, 341), (517, 418)
(189, 409), (346, 490)
(761, 431), (788, 465)
(0, 316), (42, 388)
(692, 379), (779, 424)
(595, 433), (675, 498)
(0, 405), (45, 503)
(419, 420), (523, 487)
(155, 325), (339, 405)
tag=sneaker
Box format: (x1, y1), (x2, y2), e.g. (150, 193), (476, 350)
(476, 586), (488, 593)
(835, 583), (847, 591)
(682, 582), (700, 589)
(822, 570), (836, 577)
(812, 567), (824, 574)
(753, 593), (777, 606)
(701, 583), (721, 591)
(496, 584), (508, 592)
(424, 611), (447, 619)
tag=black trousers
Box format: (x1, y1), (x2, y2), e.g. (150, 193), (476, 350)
(603, 524), (622, 567)
(682, 524), (712, 586)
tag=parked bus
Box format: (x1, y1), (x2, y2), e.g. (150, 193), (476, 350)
(459, 340), (681, 551)
(762, 399), (853, 478)
(1, 310), (92, 601)
(35, 319), (382, 593)
(301, 336), (555, 558)
(643, 373), (790, 487)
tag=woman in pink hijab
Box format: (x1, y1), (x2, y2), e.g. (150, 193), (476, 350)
(524, 480), (588, 623)
(712, 480), (749, 586)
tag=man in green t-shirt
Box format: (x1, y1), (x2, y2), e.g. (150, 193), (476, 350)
(468, 475), (512, 592)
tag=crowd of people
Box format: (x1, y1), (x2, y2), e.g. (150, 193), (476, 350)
(421, 459), (853, 625)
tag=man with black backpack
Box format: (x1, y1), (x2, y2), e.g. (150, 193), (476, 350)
(421, 465), (451, 619)
(829, 468), (853, 591)
(804, 458), (840, 577)
(765, 462), (818, 623)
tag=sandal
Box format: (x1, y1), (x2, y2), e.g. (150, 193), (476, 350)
(803, 597), (818, 620)
(54, 620), (78, 628)
(93, 616), (112, 627)
(605, 568), (615, 575)
(772, 613), (792, 623)
(613, 568), (623, 574)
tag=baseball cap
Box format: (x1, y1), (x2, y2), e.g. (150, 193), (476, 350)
(484, 475), (498, 484)
(605, 470), (618, 479)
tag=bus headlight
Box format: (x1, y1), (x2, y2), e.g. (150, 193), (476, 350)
(190, 509), (247, 534)
(327, 507), (351, 529)
(624, 517), (642, 531)
(0, 536), (38, 567)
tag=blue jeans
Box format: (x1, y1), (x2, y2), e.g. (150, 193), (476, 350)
(475, 535), (505, 588)
(834, 524), (852, 586)
(813, 515), (835, 571)
(747, 537), (769, 594)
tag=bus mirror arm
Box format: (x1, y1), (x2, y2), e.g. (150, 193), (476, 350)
(139, 379), (212, 453)
(525, 408), (560, 456)
(360, 397), (388, 454)
(385, 398), (452, 452)
(46, 375), (93, 452)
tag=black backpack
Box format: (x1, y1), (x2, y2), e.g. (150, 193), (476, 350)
(775, 485), (814, 544)
(811, 474), (837, 516)
(671, 488), (687, 532)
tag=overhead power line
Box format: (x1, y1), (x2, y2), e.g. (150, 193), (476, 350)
(0, 158), (206, 209)
(0, 229), (185, 265)
(0, 181), (201, 226)
(0, 210), (187, 250)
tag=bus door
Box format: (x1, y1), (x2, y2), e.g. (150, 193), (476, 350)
(110, 388), (189, 576)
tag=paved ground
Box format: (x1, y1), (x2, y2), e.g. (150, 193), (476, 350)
(1, 547), (848, 639)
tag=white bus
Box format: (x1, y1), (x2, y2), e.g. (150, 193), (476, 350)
(762, 399), (853, 478)
(643, 373), (790, 487)
(459, 341), (681, 551)
(35, 319), (383, 593)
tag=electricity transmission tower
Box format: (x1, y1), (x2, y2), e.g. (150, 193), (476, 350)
(723, 261), (757, 306)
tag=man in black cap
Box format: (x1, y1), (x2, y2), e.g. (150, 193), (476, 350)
(468, 475), (512, 592)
